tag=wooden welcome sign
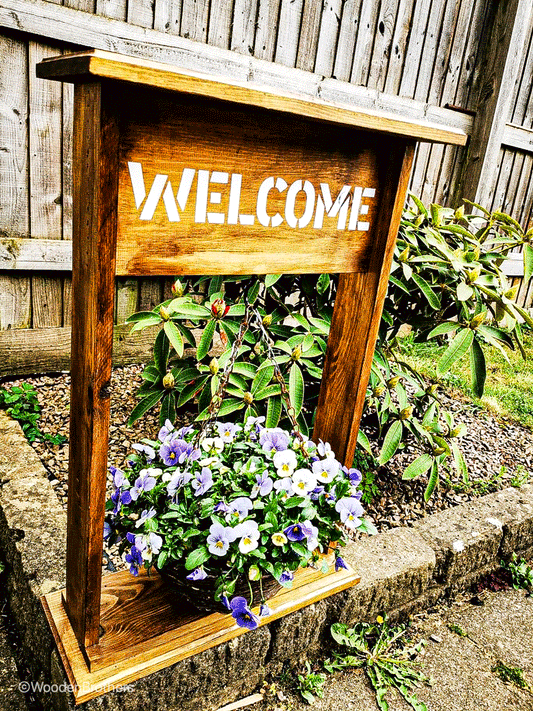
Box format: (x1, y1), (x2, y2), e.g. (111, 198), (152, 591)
(36, 50), (466, 703)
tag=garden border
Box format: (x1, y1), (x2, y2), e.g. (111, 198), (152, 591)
(1, 408), (533, 710)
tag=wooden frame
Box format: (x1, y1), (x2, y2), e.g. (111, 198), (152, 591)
(36, 49), (466, 701)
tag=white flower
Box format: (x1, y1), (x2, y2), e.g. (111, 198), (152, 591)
(234, 521), (260, 554)
(271, 532), (288, 546)
(201, 437), (224, 453)
(200, 456), (219, 467)
(312, 458), (340, 484)
(317, 440), (335, 459)
(291, 469), (317, 496)
(273, 449), (298, 476)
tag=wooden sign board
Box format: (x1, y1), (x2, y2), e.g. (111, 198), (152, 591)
(36, 49), (466, 702)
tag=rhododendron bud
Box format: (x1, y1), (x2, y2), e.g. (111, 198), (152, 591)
(209, 358), (219, 375)
(171, 279), (185, 297)
(262, 314), (273, 326)
(387, 376), (400, 388)
(291, 345), (302, 361)
(211, 298), (229, 318)
(162, 372), (175, 389)
(400, 406), (413, 420)
(466, 268), (480, 284)
(159, 306), (170, 321)
(243, 391), (254, 405)
(469, 312), (486, 329)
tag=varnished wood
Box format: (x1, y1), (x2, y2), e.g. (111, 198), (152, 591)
(42, 564), (359, 704)
(36, 50), (467, 145)
(65, 81), (119, 650)
(313, 142), (415, 466)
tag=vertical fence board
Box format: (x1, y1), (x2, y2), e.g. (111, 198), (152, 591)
(0, 33), (31, 330)
(181, 0), (211, 42)
(314, 0), (342, 78)
(296, 0), (322, 72)
(153, 0), (182, 34)
(333, 0), (362, 82)
(207, 0), (232, 49)
(367, 0), (400, 93)
(397, 0), (433, 98)
(275, 0), (304, 67)
(254, 0), (281, 61)
(231, 0), (258, 55)
(350, 0), (380, 86)
(127, 0), (154, 28)
(383, 0), (416, 95)
(95, 0), (127, 21)
(28, 41), (63, 329)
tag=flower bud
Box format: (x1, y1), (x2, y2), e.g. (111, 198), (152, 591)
(211, 298), (230, 319)
(466, 268), (480, 284)
(162, 372), (175, 389)
(291, 345), (302, 361)
(400, 406), (413, 420)
(171, 279), (185, 297)
(469, 312), (486, 329)
(248, 565), (261, 581)
(243, 391), (254, 405)
(387, 376), (400, 388)
(159, 306), (170, 321)
(262, 314), (273, 327)
(209, 358), (219, 375)
(433, 445), (447, 455)
(373, 386), (385, 397)
(450, 427), (462, 438)
(398, 246), (410, 263)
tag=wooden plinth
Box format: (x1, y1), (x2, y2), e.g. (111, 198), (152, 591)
(42, 564), (359, 705)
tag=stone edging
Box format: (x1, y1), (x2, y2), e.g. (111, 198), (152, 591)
(1, 410), (532, 711)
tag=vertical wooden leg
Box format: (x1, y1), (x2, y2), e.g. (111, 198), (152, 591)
(313, 141), (415, 466)
(65, 82), (119, 651)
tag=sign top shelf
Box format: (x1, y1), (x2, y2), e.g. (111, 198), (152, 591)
(37, 49), (467, 146)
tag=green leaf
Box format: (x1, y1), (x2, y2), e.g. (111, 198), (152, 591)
(247, 280), (261, 304)
(185, 547), (210, 571)
(402, 453), (433, 480)
(171, 303), (211, 319)
(197, 398), (244, 420)
(411, 273), (441, 310)
(164, 320), (184, 358)
(524, 244), (533, 285)
(159, 392), (176, 426)
(154, 329), (170, 375)
(176, 376), (209, 407)
(424, 461), (439, 501)
(252, 365), (274, 394)
(254, 384), (282, 400)
(266, 395), (282, 427)
(208, 276), (223, 298)
(127, 311), (162, 324)
(357, 429), (372, 455)
(427, 322), (458, 339)
(196, 319), (216, 361)
(227, 303), (246, 316)
(437, 328), (474, 375)
(317, 274), (330, 294)
(378, 420), (403, 465)
(289, 363), (304, 417)
(284, 496), (306, 508)
(469, 337), (486, 398)
(127, 389), (164, 426)
(430, 203), (443, 227)
(232, 362), (257, 379)
(456, 281), (474, 301)
(451, 441), (468, 484)
(265, 274), (282, 288)
(130, 316), (162, 332)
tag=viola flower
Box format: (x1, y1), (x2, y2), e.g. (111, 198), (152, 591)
(221, 593), (231, 610)
(312, 458), (340, 484)
(207, 522), (236, 556)
(279, 570), (294, 586)
(131, 468), (159, 499)
(192, 467), (214, 497)
(160, 438), (199, 466)
(103, 521), (112, 540)
(324, 486), (337, 505)
(335, 556), (348, 572)
(125, 545), (143, 576)
(310, 485), (325, 501)
(226, 497), (253, 521)
(335, 497), (364, 530)
(284, 523), (307, 542)
(244, 415), (265, 433)
(135, 507), (157, 528)
(251, 471), (274, 498)
(167, 470), (192, 498)
(274, 477), (292, 498)
(301, 520), (319, 551)
(317, 440), (335, 459)
(234, 520), (260, 553)
(291, 469), (317, 496)
(111, 466), (126, 489)
(132, 443), (156, 461)
(216, 421), (242, 443)
(177, 424), (194, 439)
(214, 500), (231, 515)
(271, 531), (288, 547)
(186, 567), (208, 581)
(260, 602), (272, 617)
(273, 449), (298, 477)
(343, 466), (363, 487)
(260, 428), (290, 457)
(138, 531), (163, 561)
(158, 418), (175, 442)
(201, 437), (225, 453)
(229, 596), (259, 630)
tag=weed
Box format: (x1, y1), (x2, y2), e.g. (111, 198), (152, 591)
(443, 466), (506, 497)
(0, 383), (66, 446)
(327, 617), (430, 711)
(492, 661), (531, 691)
(447, 623), (467, 637)
(296, 662), (327, 704)
(503, 553), (533, 592)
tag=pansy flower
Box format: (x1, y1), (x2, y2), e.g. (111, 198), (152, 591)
(186, 567), (208, 581)
(284, 523), (307, 542)
(291, 469), (317, 496)
(335, 556), (348, 572)
(226, 497), (253, 521)
(192, 467), (213, 497)
(342, 466), (363, 487)
(244, 415), (265, 434)
(131, 443), (156, 461)
(125, 545), (143, 576)
(234, 520), (260, 553)
(135, 507), (157, 528)
(207, 522), (236, 556)
(279, 570), (294, 586)
(274, 477), (292, 499)
(335, 497), (364, 530)
(271, 531), (287, 547)
(273, 449), (298, 477)
(317, 440), (335, 459)
(260, 428), (290, 457)
(167, 470), (193, 498)
(130, 468), (159, 500)
(260, 602), (272, 617)
(201, 436), (225, 453)
(160, 438), (199, 466)
(251, 471), (273, 498)
(216, 421), (242, 443)
(312, 458), (340, 484)
(229, 596), (259, 630)
(158, 419), (175, 442)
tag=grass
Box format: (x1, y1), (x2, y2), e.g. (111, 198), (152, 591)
(400, 329), (533, 430)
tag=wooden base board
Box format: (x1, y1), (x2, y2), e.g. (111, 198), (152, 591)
(42, 565), (359, 705)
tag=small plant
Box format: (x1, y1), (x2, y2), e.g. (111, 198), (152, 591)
(0, 383), (66, 445)
(492, 661), (532, 691)
(503, 553), (533, 592)
(328, 618), (430, 711)
(296, 661), (327, 704)
(447, 622), (467, 637)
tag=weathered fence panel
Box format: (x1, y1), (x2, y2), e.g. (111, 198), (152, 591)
(0, 0), (532, 374)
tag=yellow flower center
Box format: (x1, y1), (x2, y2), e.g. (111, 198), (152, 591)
(215, 540), (224, 548)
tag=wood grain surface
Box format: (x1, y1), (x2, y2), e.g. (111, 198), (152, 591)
(42, 563), (359, 704)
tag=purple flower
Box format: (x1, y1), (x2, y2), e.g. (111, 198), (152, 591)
(177, 425), (194, 438)
(230, 596), (259, 630)
(312, 458), (340, 484)
(131, 469), (158, 499)
(274, 477), (292, 496)
(284, 523), (307, 542)
(103, 521), (112, 540)
(135, 507), (157, 528)
(335, 556), (348, 572)
(207, 522), (236, 556)
(167, 470), (193, 497)
(226, 497), (253, 521)
(158, 419), (174, 442)
(186, 567), (208, 581)
(335, 497), (364, 530)
(216, 421), (242, 443)
(260, 428), (290, 457)
(132, 443), (156, 461)
(111, 467), (126, 488)
(251, 472), (273, 498)
(279, 570), (294, 586)
(214, 500), (231, 515)
(192, 467), (213, 497)
(343, 466), (363, 487)
(125, 545), (143, 576)
(301, 520), (319, 551)
(259, 602), (272, 617)
(310, 485), (325, 501)
(160, 438), (200, 466)
(324, 486), (337, 505)
(222, 593), (231, 610)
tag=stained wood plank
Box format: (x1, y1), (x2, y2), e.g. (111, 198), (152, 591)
(314, 0), (343, 78)
(180, 0), (210, 42)
(65, 81), (119, 650)
(295, 0), (322, 72)
(0, 324), (160, 376)
(62, 66), (74, 326)
(43, 564), (359, 704)
(0, 33), (31, 330)
(253, 0), (281, 61)
(274, 0), (304, 68)
(139, 277), (163, 311)
(29, 41), (63, 329)
(231, 0), (259, 56)
(313, 142), (414, 465)
(36, 50), (467, 144)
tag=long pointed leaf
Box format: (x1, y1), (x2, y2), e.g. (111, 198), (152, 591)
(196, 319), (216, 361)
(128, 389), (164, 426)
(378, 420), (403, 465)
(437, 328), (474, 375)
(289, 362), (304, 417)
(411, 273), (441, 310)
(164, 320), (184, 358)
(266, 395), (282, 427)
(402, 453), (434, 480)
(469, 337), (486, 398)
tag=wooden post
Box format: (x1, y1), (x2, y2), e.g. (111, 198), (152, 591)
(313, 142), (415, 465)
(65, 81), (119, 650)
(452, 0), (533, 207)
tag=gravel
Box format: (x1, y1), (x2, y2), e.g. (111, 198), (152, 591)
(5, 365), (533, 536)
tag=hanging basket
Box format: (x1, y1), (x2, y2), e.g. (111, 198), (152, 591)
(158, 564), (282, 613)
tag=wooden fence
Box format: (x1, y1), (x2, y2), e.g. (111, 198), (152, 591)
(0, 0), (532, 375)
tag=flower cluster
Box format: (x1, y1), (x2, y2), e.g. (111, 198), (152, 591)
(105, 418), (369, 629)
